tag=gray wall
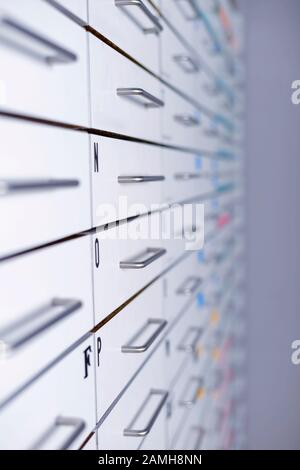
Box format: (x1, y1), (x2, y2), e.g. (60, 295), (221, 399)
(245, 0), (300, 449)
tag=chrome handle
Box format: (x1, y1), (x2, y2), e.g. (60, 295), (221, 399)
(178, 327), (203, 354)
(120, 247), (166, 269)
(174, 172), (201, 181)
(0, 178), (79, 196)
(174, 114), (200, 127)
(180, 377), (203, 408)
(175, 0), (199, 21)
(123, 390), (168, 437)
(0, 298), (82, 352)
(115, 0), (163, 34)
(173, 54), (200, 73)
(122, 319), (167, 353)
(176, 276), (202, 295)
(118, 175), (165, 184)
(117, 88), (164, 108)
(0, 15), (77, 65)
(31, 416), (86, 450)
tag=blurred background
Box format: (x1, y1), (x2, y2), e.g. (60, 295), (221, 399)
(244, 0), (300, 450)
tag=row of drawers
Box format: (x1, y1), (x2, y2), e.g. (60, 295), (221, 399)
(0, 225), (242, 449)
(0, 203), (236, 400)
(0, 0), (236, 143)
(0, 118), (235, 258)
(0, 329), (238, 450)
(41, 0), (236, 88)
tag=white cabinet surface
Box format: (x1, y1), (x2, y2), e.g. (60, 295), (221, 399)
(0, 0), (246, 451)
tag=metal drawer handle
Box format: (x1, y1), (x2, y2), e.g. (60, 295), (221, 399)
(174, 172), (201, 181)
(123, 390), (168, 437)
(173, 54), (200, 74)
(176, 276), (202, 295)
(175, 0), (199, 21)
(117, 88), (164, 108)
(120, 247), (166, 269)
(0, 178), (79, 196)
(118, 175), (165, 184)
(180, 377), (203, 408)
(32, 416), (86, 450)
(178, 327), (203, 354)
(115, 0), (163, 34)
(122, 318), (167, 353)
(174, 114), (200, 127)
(0, 298), (82, 352)
(0, 15), (77, 65)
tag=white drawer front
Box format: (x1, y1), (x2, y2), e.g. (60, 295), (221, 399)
(89, 35), (163, 141)
(91, 136), (163, 226)
(164, 253), (202, 320)
(165, 299), (209, 387)
(167, 361), (207, 448)
(0, 0), (89, 125)
(0, 337), (96, 450)
(139, 405), (167, 450)
(97, 344), (167, 450)
(172, 401), (206, 450)
(0, 120), (91, 257)
(159, 0), (196, 45)
(88, 0), (160, 72)
(92, 213), (167, 323)
(162, 87), (202, 148)
(0, 236), (94, 402)
(160, 3), (231, 117)
(162, 87), (227, 152)
(49, 0), (88, 22)
(95, 280), (164, 418)
(163, 149), (213, 203)
(161, 19), (198, 93)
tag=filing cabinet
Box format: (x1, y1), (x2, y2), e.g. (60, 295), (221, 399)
(0, 0), (246, 451)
